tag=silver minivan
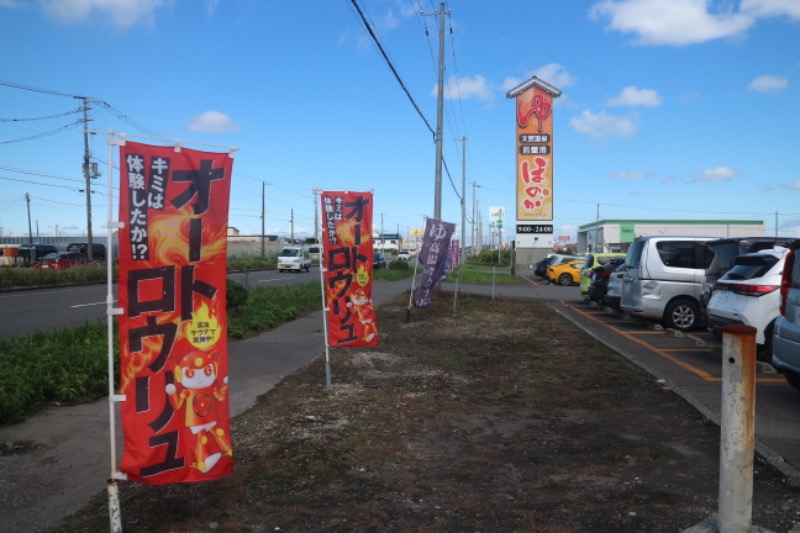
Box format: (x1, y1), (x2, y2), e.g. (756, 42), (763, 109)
(620, 236), (714, 331)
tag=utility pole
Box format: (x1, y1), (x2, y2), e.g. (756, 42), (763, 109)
(775, 211), (779, 237)
(26, 193), (33, 244)
(422, 3), (449, 219)
(261, 182), (266, 259)
(381, 212), (385, 251)
(290, 208), (295, 243)
(457, 137), (467, 268)
(595, 203), (600, 253)
(471, 181), (480, 253)
(79, 97), (96, 260)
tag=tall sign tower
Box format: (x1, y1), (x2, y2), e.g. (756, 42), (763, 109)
(506, 76), (562, 265)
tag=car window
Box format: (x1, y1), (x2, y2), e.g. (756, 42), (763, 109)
(656, 241), (706, 269)
(792, 252), (800, 290)
(707, 242), (740, 274)
(626, 240), (645, 268)
(722, 255), (780, 281)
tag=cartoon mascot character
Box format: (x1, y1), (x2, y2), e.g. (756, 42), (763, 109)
(166, 350), (232, 473)
(347, 287), (377, 343)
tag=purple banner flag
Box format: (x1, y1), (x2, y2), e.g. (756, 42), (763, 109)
(414, 217), (456, 308)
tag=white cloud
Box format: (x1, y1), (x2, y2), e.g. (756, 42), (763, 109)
(741, 0), (800, 20)
(532, 64), (577, 89)
(691, 166), (741, 183)
(383, 9), (399, 29)
(590, 0), (754, 46)
(570, 109), (637, 139)
(503, 64), (577, 92)
(188, 111), (238, 133)
(748, 75), (789, 93)
(610, 170), (652, 180)
(607, 86), (662, 107)
(37, 0), (168, 27)
(437, 75), (492, 101)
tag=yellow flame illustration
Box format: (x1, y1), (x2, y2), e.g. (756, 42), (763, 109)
(183, 301), (221, 350)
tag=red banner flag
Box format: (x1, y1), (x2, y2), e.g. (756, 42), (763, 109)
(117, 141), (234, 484)
(320, 191), (379, 347)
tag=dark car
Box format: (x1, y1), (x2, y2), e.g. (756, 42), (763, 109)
(373, 252), (387, 270)
(701, 237), (795, 315)
(17, 243), (58, 265)
(33, 252), (96, 270)
(586, 257), (625, 303)
(533, 256), (552, 279)
(67, 242), (107, 261)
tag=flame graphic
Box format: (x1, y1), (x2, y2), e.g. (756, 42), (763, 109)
(147, 207), (228, 266)
(355, 263), (369, 288)
(183, 300), (221, 350)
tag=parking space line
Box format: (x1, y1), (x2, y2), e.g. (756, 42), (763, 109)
(564, 303), (721, 382)
(566, 304), (787, 385)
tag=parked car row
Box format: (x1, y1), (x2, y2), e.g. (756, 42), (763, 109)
(32, 252), (100, 270)
(573, 236), (800, 391)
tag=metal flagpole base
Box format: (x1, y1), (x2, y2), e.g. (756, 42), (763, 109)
(107, 479), (123, 533)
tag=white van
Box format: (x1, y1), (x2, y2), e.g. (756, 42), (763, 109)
(278, 246), (311, 273)
(620, 236), (714, 331)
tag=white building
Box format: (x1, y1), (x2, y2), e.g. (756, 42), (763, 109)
(576, 219), (766, 253)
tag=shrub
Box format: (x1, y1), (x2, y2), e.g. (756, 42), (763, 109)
(388, 259), (409, 270)
(227, 278), (249, 309)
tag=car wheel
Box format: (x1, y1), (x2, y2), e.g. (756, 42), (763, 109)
(784, 370), (800, 392)
(558, 273), (573, 286)
(663, 299), (698, 331)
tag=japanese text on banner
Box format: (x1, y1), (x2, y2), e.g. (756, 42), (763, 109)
(118, 141), (234, 485)
(320, 191), (379, 347)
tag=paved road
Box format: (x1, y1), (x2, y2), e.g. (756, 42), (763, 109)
(0, 269), (321, 338)
(1, 276), (798, 533)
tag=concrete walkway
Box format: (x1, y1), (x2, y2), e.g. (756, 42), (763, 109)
(0, 280), (409, 532)
(0, 278), (546, 532)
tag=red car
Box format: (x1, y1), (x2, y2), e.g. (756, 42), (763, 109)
(33, 252), (96, 270)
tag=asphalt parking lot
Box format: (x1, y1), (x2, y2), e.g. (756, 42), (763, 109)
(527, 278), (800, 487)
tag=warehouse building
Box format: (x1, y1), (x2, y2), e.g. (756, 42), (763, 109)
(576, 219), (766, 253)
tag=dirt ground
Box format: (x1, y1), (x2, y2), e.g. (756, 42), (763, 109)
(52, 292), (800, 532)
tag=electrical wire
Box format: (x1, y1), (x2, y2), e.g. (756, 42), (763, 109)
(0, 119), (84, 144)
(348, 0), (435, 138)
(0, 107), (82, 122)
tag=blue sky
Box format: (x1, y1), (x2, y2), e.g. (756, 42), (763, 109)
(1, 0), (799, 245)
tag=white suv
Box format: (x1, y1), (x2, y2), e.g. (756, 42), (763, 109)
(772, 240), (800, 391)
(707, 247), (788, 361)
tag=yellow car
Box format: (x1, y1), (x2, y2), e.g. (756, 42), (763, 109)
(547, 260), (586, 286)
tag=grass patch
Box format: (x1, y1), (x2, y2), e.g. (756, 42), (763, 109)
(0, 279), (323, 424)
(0, 265), (109, 290)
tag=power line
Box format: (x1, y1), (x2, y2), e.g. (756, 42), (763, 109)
(348, 0), (435, 138)
(0, 119), (83, 144)
(0, 174), (82, 191)
(0, 107), (82, 122)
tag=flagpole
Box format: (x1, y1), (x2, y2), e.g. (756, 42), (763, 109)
(88, 130), (239, 155)
(406, 216), (426, 322)
(105, 130), (124, 533)
(317, 196), (332, 389)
